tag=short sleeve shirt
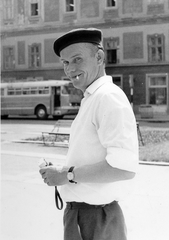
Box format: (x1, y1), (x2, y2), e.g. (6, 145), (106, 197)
(60, 75), (139, 205)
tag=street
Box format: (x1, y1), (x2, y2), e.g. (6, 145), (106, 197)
(1, 118), (169, 240)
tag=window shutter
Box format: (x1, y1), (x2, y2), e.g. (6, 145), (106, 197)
(162, 34), (165, 61)
(38, 43), (41, 67)
(28, 45), (31, 68)
(12, 46), (15, 69)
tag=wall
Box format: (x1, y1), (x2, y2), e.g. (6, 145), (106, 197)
(1, 0), (169, 114)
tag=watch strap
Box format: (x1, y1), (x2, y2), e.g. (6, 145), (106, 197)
(68, 166), (77, 184)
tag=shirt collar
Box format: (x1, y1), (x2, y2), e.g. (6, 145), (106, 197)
(84, 75), (112, 97)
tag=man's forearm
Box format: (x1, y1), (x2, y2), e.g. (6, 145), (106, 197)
(39, 160), (135, 186)
(73, 160), (135, 183)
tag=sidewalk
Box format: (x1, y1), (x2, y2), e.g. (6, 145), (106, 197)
(1, 152), (169, 240)
(136, 113), (169, 122)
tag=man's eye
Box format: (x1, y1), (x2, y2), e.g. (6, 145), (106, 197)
(74, 57), (82, 63)
(63, 61), (69, 66)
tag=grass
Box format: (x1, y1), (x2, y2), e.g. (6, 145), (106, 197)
(139, 128), (169, 162)
(24, 134), (69, 143)
(24, 128), (169, 163)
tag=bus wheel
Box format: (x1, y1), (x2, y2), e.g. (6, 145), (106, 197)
(36, 106), (48, 120)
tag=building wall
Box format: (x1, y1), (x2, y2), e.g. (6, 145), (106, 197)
(2, 23), (169, 74)
(1, 0), (169, 114)
(106, 64), (169, 113)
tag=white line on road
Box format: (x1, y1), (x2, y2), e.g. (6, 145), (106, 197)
(1, 150), (66, 161)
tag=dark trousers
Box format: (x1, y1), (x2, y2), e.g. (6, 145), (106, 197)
(63, 201), (127, 240)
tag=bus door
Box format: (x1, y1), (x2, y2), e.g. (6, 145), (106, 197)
(54, 87), (61, 107)
(51, 87), (60, 115)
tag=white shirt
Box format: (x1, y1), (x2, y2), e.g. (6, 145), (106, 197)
(60, 75), (139, 204)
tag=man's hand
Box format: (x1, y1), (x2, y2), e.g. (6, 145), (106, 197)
(39, 166), (69, 186)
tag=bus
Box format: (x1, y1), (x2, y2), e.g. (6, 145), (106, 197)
(0, 80), (83, 120)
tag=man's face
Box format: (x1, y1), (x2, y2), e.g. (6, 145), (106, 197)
(60, 43), (100, 92)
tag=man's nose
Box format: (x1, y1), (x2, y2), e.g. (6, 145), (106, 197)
(66, 63), (76, 74)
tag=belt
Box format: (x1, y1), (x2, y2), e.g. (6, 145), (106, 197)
(66, 201), (115, 210)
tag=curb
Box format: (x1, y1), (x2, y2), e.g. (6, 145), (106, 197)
(136, 118), (169, 123)
(12, 139), (69, 148)
(139, 160), (169, 166)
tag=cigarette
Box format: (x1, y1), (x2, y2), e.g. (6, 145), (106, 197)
(38, 158), (48, 168)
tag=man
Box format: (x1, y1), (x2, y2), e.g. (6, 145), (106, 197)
(39, 28), (138, 240)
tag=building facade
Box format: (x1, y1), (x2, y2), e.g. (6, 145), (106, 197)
(1, 0), (169, 114)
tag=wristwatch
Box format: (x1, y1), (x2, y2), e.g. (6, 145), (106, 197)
(67, 166), (77, 184)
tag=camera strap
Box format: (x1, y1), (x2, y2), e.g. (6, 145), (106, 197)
(55, 186), (63, 210)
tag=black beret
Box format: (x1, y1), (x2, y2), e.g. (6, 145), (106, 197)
(53, 28), (103, 57)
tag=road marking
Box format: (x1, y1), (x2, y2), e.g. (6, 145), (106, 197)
(1, 131), (14, 134)
(1, 131), (42, 135)
(1, 150), (66, 161)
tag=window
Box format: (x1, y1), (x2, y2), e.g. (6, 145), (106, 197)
(15, 88), (22, 95)
(38, 87), (49, 94)
(106, 0), (116, 7)
(30, 87), (38, 94)
(1, 89), (5, 96)
(7, 88), (15, 95)
(65, 0), (75, 12)
(112, 75), (123, 88)
(107, 49), (117, 64)
(148, 74), (168, 105)
(104, 38), (119, 64)
(29, 44), (41, 68)
(23, 88), (30, 95)
(148, 0), (163, 4)
(7, 86), (49, 96)
(30, 0), (39, 16)
(31, 3), (38, 16)
(3, 47), (15, 70)
(148, 34), (165, 62)
(4, 0), (14, 20)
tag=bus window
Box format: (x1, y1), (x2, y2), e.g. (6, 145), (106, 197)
(39, 88), (43, 94)
(30, 87), (38, 94)
(38, 86), (49, 94)
(43, 86), (49, 94)
(65, 84), (83, 106)
(15, 88), (22, 95)
(7, 88), (15, 95)
(23, 88), (30, 95)
(62, 86), (69, 95)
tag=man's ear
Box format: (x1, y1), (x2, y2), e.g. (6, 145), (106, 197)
(96, 50), (104, 65)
